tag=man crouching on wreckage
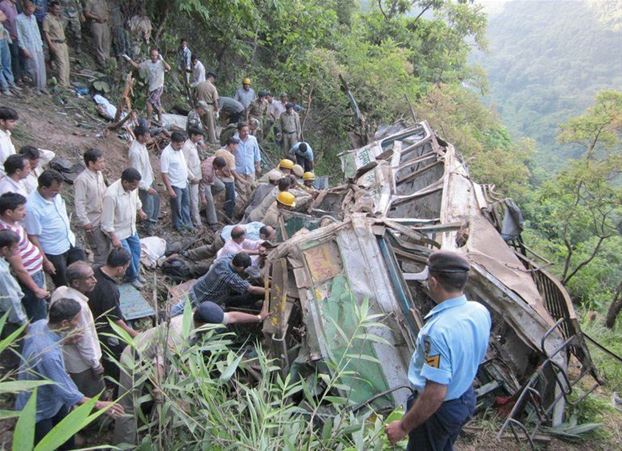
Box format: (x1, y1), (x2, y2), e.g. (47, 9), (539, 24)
(385, 251), (491, 450)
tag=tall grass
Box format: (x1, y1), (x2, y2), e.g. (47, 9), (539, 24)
(114, 299), (401, 450)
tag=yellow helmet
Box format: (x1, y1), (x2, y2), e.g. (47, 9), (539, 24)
(292, 164), (304, 178)
(243, 78), (251, 85)
(303, 172), (316, 181)
(278, 159), (294, 170)
(276, 191), (296, 207)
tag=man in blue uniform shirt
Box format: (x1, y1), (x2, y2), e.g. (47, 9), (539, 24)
(385, 250), (491, 450)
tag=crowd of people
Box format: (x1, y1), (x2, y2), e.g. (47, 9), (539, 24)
(0, 1), (325, 447)
(0, 3), (491, 450)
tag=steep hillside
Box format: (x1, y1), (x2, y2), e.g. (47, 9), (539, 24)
(473, 0), (622, 173)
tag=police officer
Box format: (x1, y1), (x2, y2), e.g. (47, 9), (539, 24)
(385, 250), (491, 450)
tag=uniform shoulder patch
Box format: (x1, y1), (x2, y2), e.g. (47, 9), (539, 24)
(423, 335), (441, 368)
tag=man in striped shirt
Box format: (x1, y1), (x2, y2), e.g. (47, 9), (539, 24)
(0, 192), (50, 320)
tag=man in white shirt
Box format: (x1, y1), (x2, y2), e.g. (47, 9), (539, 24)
(182, 128), (204, 228)
(126, 47), (171, 122)
(0, 106), (18, 178)
(73, 148), (109, 265)
(50, 261), (104, 397)
(216, 225), (264, 262)
(101, 168), (147, 289)
(0, 154), (29, 197)
(161, 131), (192, 232)
(190, 54), (205, 87)
(128, 125), (159, 235)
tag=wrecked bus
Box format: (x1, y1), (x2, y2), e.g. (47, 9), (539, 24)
(262, 121), (600, 446)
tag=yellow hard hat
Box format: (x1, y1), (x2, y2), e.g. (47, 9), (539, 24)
(303, 172), (316, 181)
(278, 159), (294, 170)
(243, 78), (251, 85)
(276, 191), (296, 207)
(292, 164), (304, 178)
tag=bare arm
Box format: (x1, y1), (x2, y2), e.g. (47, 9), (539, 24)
(114, 319), (139, 338)
(247, 285), (265, 296)
(6, 254), (49, 298)
(226, 310), (270, 324)
(161, 172), (176, 198)
(27, 235), (56, 275)
(385, 381), (447, 444)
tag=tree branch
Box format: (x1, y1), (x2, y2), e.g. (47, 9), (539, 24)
(563, 235), (607, 285)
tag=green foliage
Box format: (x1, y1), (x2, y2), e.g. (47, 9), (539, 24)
(118, 299), (401, 449)
(474, 0), (622, 173)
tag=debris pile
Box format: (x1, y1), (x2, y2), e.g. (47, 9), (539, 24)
(262, 121), (601, 445)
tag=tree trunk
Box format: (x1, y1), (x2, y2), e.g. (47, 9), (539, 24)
(605, 281), (622, 328)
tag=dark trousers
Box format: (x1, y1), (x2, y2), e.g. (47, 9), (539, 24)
(8, 41), (22, 82)
(406, 387), (476, 451)
(20, 270), (47, 321)
(35, 404), (74, 450)
(295, 155), (313, 172)
(46, 246), (86, 287)
(224, 181), (236, 219)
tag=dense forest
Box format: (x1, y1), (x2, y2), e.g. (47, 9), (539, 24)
(474, 0), (622, 175)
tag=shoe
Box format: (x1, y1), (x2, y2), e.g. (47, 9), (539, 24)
(131, 279), (144, 289)
(10, 84), (22, 92)
(137, 274), (147, 284)
(2, 90), (12, 96)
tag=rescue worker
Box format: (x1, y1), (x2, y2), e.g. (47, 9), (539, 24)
(42, 2), (70, 88)
(234, 77), (256, 115)
(83, 0), (111, 68)
(60, 0), (83, 54)
(248, 90), (268, 134)
(279, 102), (301, 156)
(186, 101), (207, 135)
(291, 164), (304, 182)
(385, 250), (492, 450)
(194, 71), (219, 144)
(278, 158), (294, 176)
(262, 191), (296, 229)
(302, 172), (318, 196)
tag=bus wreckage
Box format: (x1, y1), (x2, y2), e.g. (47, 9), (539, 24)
(261, 121), (601, 447)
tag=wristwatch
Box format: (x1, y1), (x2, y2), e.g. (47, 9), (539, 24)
(257, 314), (262, 321)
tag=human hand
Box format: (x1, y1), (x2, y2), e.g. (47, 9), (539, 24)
(96, 400), (124, 417)
(168, 188), (177, 198)
(385, 420), (407, 444)
(147, 187), (157, 195)
(22, 49), (32, 59)
(43, 259), (56, 275)
(92, 364), (105, 376)
(35, 287), (49, 299)
(138, 210), (148, 221)
(112, 237), (122, 248)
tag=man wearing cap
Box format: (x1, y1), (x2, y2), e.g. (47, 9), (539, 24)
(114, 299), (269, 445)
(279, 103), (301, 155)
(385, 250), (491, 450)
(194, 72), (219, 144)
(290, 141), (314, 172)
(302, 172), (319, 196)
(277, 158), (294, 176)
(262, 191), (296, 229)
(234, 77), (256, 116)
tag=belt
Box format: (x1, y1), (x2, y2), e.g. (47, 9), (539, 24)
(283, 130), (296, 134)
(52, 39), (66, 44)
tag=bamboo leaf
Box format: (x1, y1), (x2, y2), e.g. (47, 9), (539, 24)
(0, 380), (51, 394)
(218, 352), (244, 382)
(35, 396), (109, 451)
(0, 320), (26, 355)
(12, 387), (36, 451)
